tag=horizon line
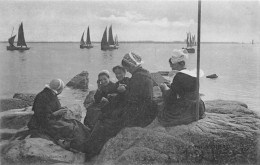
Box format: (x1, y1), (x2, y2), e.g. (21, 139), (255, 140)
(0, 41), (247, 44)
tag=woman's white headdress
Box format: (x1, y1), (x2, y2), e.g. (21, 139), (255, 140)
(123, 52), (144, 67)
(170, 49), (188, 64)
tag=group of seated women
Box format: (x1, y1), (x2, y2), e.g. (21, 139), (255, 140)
(27, 49), (205, 160)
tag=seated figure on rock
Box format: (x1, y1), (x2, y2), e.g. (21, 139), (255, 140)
(158, 49), (206, 127)
(27, 79), (90, 152)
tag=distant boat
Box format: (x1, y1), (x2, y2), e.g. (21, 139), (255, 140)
(183, 32), (195, 53)
(101, 25), (118, 50)
(114, 34), (119, 48)
(7, 22), (30, 51)
(80, 26), (93, 49)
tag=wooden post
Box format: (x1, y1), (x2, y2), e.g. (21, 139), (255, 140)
(195, 0), (202, 121)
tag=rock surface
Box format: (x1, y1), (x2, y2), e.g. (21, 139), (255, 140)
(0, 98), (32, 112)
(0, 93), (36, 112)
(0, 107), (33, 130)
(13, 93), (36, 104)
(66, 71), (89, 90)
(2, 138), (85, 164)
(93, 100), (260, 165)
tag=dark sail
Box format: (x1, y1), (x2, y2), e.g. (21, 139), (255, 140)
(101, 27), (108, 49)
(17, 22), (27, 47)
(86, 26), (91, 45)
(186, 33), (189, 47)
(80, 32), (85, 45)
(108, 25), (115, 45)
(8, 35), (16, 46)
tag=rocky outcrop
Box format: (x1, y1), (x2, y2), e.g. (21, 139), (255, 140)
(2, 138), (85, 164)
(13, 93), (36, 104)
(0, 93), (36, 112)
(0, 98), (32, 112)
(66, 71), (89, 90)
(0, 107), (33, 130)
(94, 100), (260, 165)
(1, 88), (260, 165)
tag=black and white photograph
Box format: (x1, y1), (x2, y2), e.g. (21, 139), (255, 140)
(0, 0), (259, 164)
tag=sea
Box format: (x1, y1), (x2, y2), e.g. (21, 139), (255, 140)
(0, 42), (259, 114)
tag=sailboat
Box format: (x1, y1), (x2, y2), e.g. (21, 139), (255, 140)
(183, 32), (195, 53)
(101, 25), (118, 50)
(114, 35), (119, 48)
(7, 22), (30, 51)
(80, 26), (93, 49)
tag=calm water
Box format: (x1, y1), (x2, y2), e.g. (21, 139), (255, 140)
(0, 43), (259, 113)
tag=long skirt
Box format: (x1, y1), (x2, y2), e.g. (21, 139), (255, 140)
(158, 91), (206, 127)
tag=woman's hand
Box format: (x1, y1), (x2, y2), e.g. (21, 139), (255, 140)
(57, 139), (71, 149)
(159, 83), (169, 91)
(117, 84), (126, 93)
(52, 109), (67, 117)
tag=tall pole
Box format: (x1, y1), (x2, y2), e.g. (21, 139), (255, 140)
(195, 0), (202, 121)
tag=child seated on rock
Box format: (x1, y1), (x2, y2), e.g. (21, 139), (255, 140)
(111, 65), (130, 105)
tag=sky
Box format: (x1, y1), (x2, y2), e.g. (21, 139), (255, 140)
(0, 0), (259, 42)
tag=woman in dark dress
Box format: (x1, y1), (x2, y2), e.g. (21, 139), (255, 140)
(80, 52), (158, 159)
(158, 49), (205, 127)
(27, 79), (90, 152)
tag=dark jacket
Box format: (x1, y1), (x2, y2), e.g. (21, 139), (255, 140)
(94, 81), (117, 103)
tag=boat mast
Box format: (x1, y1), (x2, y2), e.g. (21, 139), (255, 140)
(11, 27), (14, 37)
(195, 0), (202, 121)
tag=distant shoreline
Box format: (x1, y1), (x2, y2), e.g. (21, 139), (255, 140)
(0, 41), (245, 44)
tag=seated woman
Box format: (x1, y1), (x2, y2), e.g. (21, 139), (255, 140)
(158, 49), (205, 127)
(94, 70), (117, 104)
(80, 52), (158, 159)
(27, 79), (90, 152)
(84, 70), (117, 130)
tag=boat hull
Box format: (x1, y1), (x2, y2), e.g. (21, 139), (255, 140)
(6, 46), (30, 51)
(80, 45), (93, 49)
(101, 45), (118, 50)
(183, 47), (195, 53)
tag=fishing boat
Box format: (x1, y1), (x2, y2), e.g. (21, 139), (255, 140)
(114, 35), (119, 48)
(80, 26), (93, 49)
(183, 32), (195, 53)
(101, 25), (118, 50)
(7, 22), (30, 51)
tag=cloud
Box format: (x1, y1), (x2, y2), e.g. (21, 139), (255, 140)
(99, 11), (195, 29)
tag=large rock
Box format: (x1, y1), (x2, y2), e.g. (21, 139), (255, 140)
(0, 98), (32, 112)
(2, 138), (85, 164)
(94, 100), (260, 165)
(13, 93), (36, 104)
(0, 107), (33, 130)
(66, 71), (89, 90)
(0, 93), (36, 112)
